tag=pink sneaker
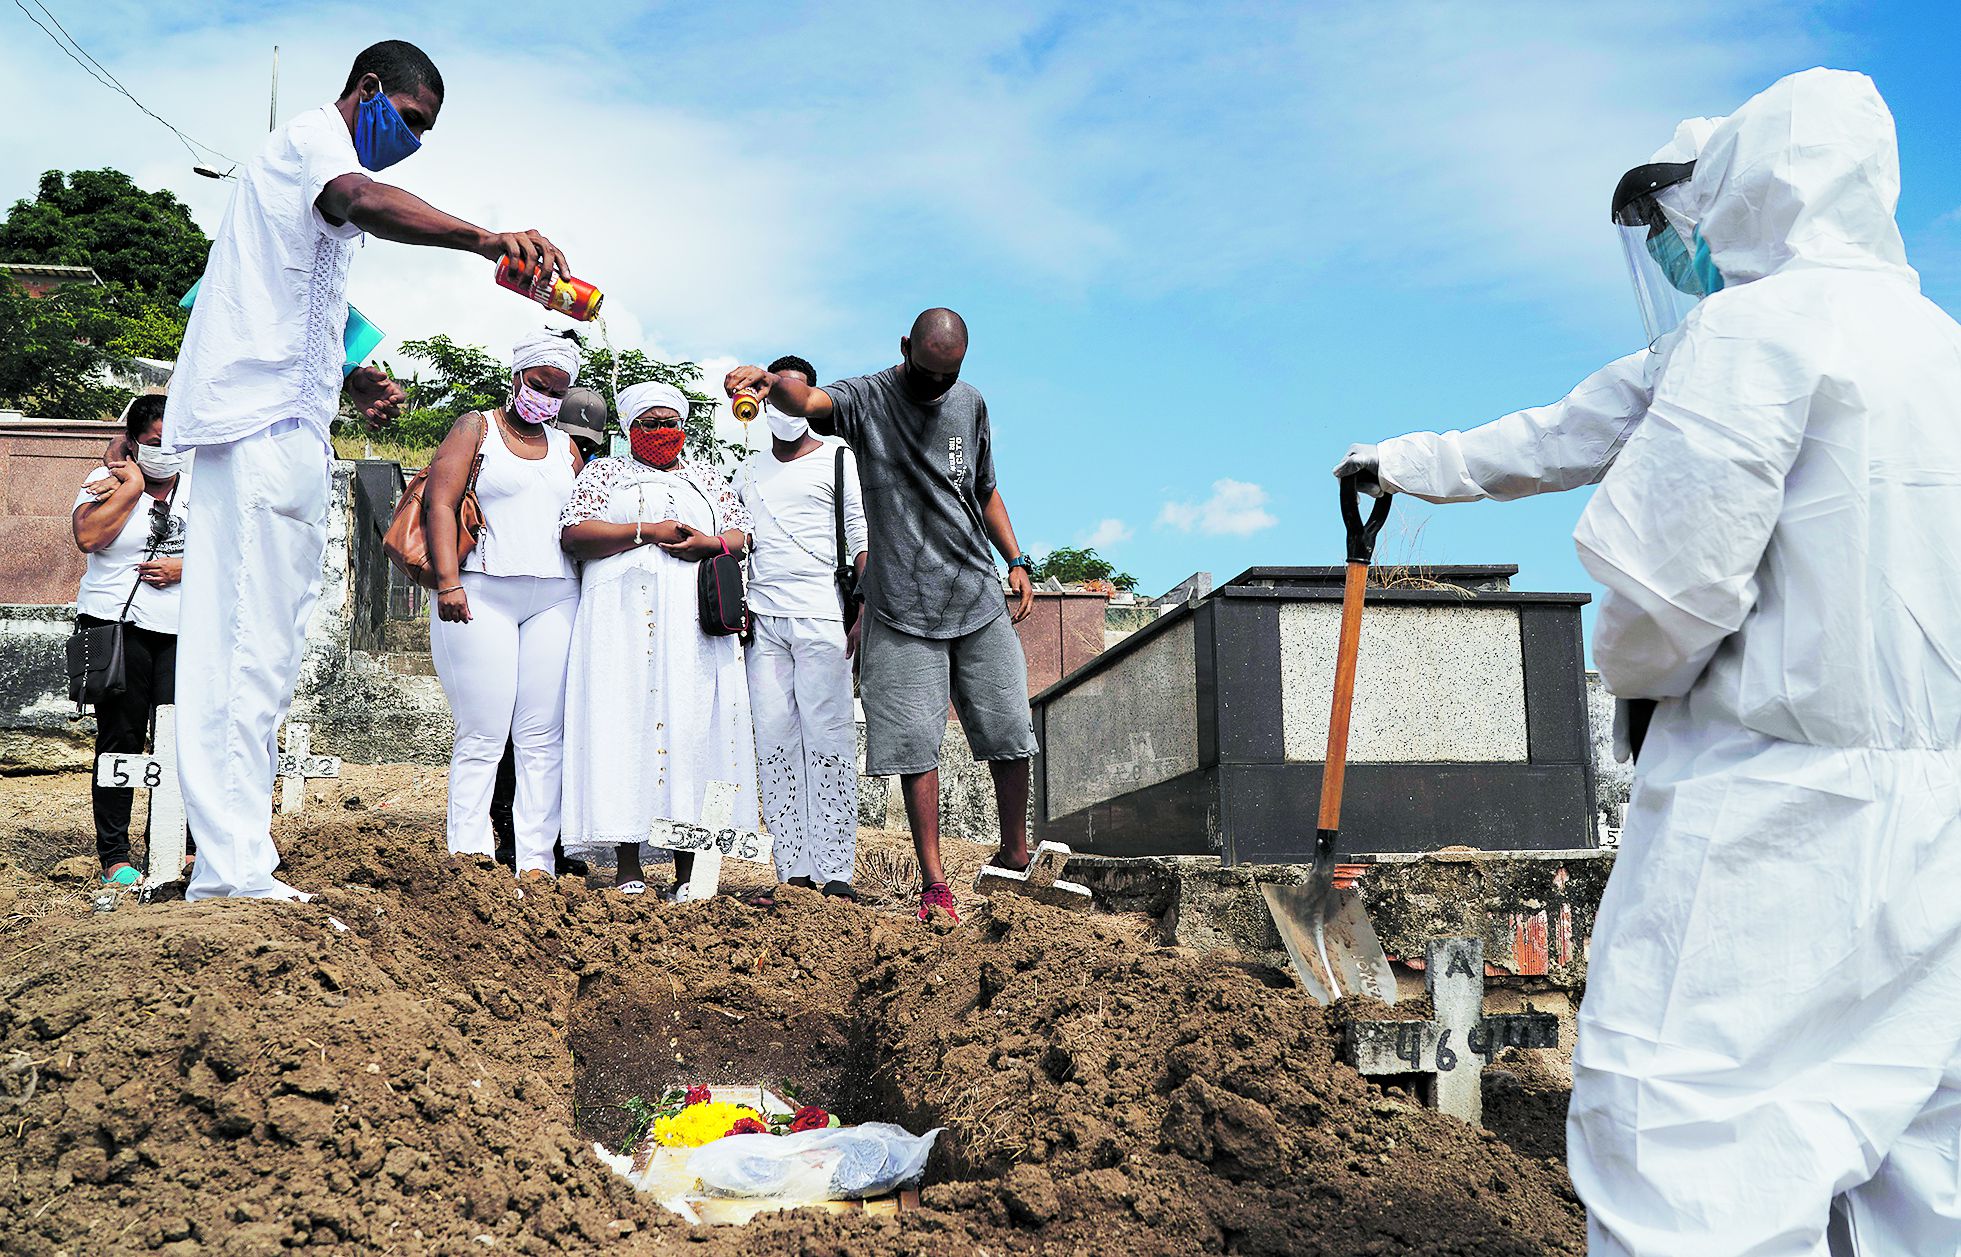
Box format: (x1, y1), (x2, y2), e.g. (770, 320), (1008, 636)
(918, 882), (960, 923)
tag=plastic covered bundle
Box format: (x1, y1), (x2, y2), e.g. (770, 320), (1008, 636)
(686, 1123), (942, 1203)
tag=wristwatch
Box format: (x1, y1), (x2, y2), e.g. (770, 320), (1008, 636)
(1007, 554), (1034, 571)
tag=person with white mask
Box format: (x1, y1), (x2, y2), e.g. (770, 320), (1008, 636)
(558, 380), (757, 899)
(423, 328), (585, 880)
(1329, 115), (1721, 506)
(730, 354), (870, 905)
(165, 39), (571, 902)
(71, 394), (193, 887)
(1553, 69), (1961, 1256)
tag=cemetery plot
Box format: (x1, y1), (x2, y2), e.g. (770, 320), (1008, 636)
(0, 773), (1586, 1254)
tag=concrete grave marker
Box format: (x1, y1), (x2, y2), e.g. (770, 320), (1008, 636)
(276, 722), (342, 815)
(973, 840), (1093, 909)
(1340, 937), (1558, 1124)
(647, 780), (773, 901)
(93, 704), (186, 896)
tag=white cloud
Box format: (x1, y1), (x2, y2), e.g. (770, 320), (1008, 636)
(1078, 517), (1132, 550)
(0, 0), (1832, 402)
(1157, 479), (1277, 537)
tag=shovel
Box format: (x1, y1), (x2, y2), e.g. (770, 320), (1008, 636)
(1260, 475), (1397, 1006)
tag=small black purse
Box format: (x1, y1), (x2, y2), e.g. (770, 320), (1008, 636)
(681, 477), (748, 637)
(832, 446), (862, 632)
(698, 543), (747, 636)
(66, 489), (175, 712)
(66, 616), (129, 711)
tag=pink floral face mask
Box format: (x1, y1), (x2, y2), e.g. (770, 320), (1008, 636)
(512, 377), (563, 425)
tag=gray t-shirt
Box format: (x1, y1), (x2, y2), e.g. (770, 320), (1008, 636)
(826, 367), (1002, 639)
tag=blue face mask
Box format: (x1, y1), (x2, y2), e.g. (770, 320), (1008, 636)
(353, 81), (422, 172)
(1646, 226), (1725, 298)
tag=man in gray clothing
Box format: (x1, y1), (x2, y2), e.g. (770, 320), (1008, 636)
(725, 308), (1038, 922)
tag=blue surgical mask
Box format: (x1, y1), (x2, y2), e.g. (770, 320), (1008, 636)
(353, 81), (421, 172)
(1646, 226), (1725, 298)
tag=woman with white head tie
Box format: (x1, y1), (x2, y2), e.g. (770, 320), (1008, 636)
(424, 328), (585, 879)
(558, 380), (756, 898)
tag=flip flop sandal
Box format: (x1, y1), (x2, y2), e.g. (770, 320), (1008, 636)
(786, 876), (817, 890)
(100, 866), (139, 887)
(740, 888), (779, 910)
(821, 881), (863, 903)
(614, 880), (647, 897)
(985, 852), (1033, 875)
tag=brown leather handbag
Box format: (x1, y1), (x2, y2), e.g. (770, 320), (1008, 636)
(383, 413), (488, 589)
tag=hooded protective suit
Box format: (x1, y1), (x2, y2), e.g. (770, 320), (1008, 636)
(1371, 117), (1719, 504)
(1568, 68), (1961, 1257)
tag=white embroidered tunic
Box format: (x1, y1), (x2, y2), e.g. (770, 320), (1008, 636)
(557, 456), (758, 856)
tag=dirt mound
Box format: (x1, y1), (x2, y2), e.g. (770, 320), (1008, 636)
(0, 773), (1581, 1255)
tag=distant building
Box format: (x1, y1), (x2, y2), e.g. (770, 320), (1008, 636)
(0, 262), (103, 298)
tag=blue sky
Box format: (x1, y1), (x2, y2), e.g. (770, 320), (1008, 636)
(10, 1), (1961, 640)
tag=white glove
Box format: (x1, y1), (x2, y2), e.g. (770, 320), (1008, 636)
(1331, 443), (1385, 497)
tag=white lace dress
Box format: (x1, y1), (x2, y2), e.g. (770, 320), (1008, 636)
(557, 456), (758, 858)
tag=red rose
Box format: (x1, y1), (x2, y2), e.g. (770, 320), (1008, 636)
(790, 1106), (830, 1133)
(682, 1085), (712, 1107)
(727, 1117), (768, 1136)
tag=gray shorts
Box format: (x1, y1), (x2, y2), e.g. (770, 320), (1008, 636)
(861, 611), (1038, 776)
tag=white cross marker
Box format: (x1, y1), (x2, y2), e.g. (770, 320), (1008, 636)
(276, 722), (341, 815)
(94, 704), (186, 896)
(646, 780), (772, 901)
(1340, 937), (1559, 1125)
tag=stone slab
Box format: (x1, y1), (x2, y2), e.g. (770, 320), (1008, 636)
(1065, 849), (1613, 996)
(1277, 602), (1528, 764)
(1041, 617), (1197, 820)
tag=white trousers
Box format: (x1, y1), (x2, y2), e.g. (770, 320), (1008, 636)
(745, 613), (858, 884)
(1571, 700), (1961, 1257)
(431, 572), (578, 874)
(180, 421), (330, 901)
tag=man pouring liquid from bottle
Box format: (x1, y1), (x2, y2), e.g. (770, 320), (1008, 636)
(165, 39), (575, 902)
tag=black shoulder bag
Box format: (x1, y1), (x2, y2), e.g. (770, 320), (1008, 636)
(66, 483), (176, 713)
(681, 476), (749, 637)
(833, 446), (863, 632)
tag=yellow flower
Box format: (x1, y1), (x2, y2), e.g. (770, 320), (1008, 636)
(651, 1102), (766, 1148)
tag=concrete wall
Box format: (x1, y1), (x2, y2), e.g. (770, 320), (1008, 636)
(0, 420), (120, 606)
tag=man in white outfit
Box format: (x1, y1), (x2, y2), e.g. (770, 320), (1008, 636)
(732, 355), (870, 901)
(1344, 68), (1961, 1257)
(166, 40), (570, 901)
(1565, 68), (1961, 1256)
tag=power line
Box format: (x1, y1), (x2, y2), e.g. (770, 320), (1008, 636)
(10, 0), (240, 167)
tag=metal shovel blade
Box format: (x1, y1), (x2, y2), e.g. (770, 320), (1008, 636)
(1261, 881), (1397, 1007)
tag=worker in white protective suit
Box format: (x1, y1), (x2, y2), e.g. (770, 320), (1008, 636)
(1331, 115), (1719, 506)
(1564, 67), (1961, 1256)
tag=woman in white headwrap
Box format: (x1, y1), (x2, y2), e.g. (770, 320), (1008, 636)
(558, 380), (756, 897)
(425, 328), (586, 878)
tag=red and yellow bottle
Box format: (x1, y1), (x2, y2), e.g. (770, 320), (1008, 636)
(495, 256), (604, 322)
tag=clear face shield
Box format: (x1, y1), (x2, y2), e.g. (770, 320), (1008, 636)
(1612, 160), (1723, 346)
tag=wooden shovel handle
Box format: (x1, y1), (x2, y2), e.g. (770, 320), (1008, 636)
(1318, 558), (1369, 831)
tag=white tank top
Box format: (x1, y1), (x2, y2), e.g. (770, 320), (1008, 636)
(463, 411), (579, 579)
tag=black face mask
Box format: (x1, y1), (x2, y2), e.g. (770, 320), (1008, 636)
(901, 353), (958, 403)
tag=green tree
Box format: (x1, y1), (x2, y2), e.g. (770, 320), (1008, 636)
(1032, 546), (1138, 592)
(0, 169), (210, 299)
(0, 168), (211, 406)
(0, 275), (127, 419)
(375, 333), (745, 465)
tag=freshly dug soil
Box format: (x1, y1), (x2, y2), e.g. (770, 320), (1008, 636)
(0, 768), (1581, 1255)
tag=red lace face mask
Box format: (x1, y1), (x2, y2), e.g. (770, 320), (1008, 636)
(629, 425), (685, 468)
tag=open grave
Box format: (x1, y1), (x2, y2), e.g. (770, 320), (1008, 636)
(0, 770), (1585, 1255)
